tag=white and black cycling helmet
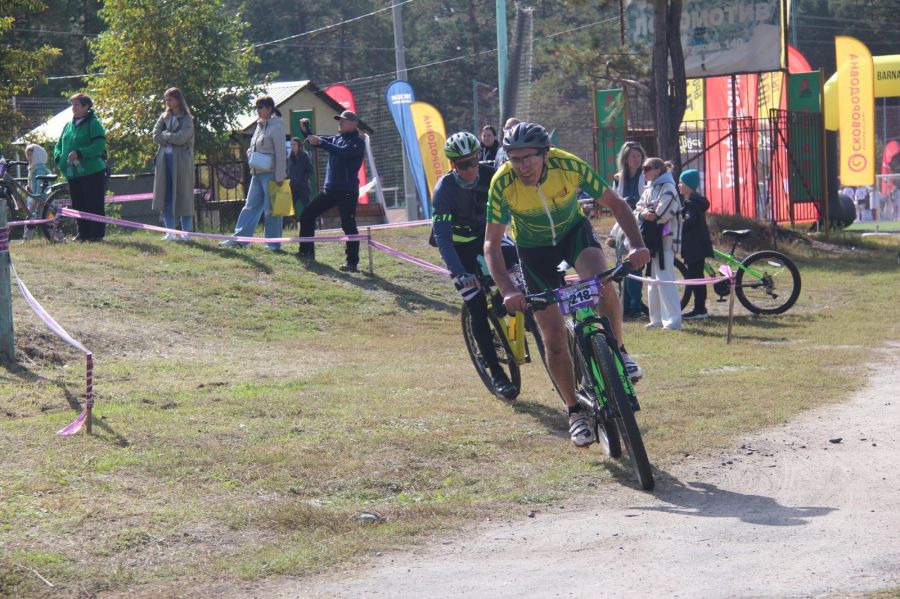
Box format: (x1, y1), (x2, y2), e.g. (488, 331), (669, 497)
(444, 132), (481, 160)
(502, 122), (550, 151)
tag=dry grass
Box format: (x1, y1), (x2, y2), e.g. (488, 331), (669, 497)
(1, 222), (898, 597)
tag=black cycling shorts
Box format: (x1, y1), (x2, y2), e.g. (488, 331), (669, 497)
(517, 217), (601, 294)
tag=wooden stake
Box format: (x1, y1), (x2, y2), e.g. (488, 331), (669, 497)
(367, 227), (374, 275)
(0, 205), (15, 364)
(726, 276), (736, 344)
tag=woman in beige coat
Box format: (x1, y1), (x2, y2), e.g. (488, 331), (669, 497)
(152, 87), (195, 240)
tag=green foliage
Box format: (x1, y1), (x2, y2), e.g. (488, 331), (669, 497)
(84, 0), (261, 171)
(794, 0), (896, 75)
(0, 0), (60, 151)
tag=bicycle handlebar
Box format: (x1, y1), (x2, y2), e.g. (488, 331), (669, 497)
(524, 262), (630, 310)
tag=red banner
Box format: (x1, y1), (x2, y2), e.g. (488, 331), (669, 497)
(324, 84), (370, 204)
(883, 140), (900, 195)
(704, 75), (758, 216)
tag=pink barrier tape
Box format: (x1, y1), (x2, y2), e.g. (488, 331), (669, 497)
(58, 208), (368, 244)
(106, 189), (209, 203)
(8, 218), (54, 228)
(8, 261), (94, 436)
(320, 218), (431, 234)
(623, 273), (730, 285)
(368, 240), (450, 275)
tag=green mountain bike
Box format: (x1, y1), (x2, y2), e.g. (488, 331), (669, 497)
(643, 229), (802, 316)
(527, 263), (654, 491)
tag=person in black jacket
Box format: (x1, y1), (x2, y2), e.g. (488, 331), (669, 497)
(298, 110), (366, 271)
(288, 137), (313, 216)
(678, 169), (714, 320)
(478, 125), (500, 163)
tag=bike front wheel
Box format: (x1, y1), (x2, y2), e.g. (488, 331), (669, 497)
(461, 302), (521, 399)
(40, 187), (77, 243)
(735, 250), (801, 315)
(590, 336), (653, 490)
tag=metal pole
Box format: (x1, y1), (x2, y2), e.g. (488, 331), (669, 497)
(0, 204), (15, 364)
(496, 0), (508, 122)
(473, 79), (479, 134)
(730, 75), (742, 216)
(392, 2), (419, 221)
(790, 0), (798, 48)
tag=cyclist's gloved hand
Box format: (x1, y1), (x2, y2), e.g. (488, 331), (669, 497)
(503, 289), (527, 314)
(452, 272), (479, 291)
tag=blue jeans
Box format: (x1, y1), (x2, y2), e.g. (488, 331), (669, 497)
(232, 171), (283, 249)
(623, 268), (644, 314)
(163, 152), (193, 232)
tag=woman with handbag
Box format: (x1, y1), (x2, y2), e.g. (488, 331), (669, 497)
(219, 95), (287, 250)
(635, 157), (683, 331)
(151, 87), (195, 241)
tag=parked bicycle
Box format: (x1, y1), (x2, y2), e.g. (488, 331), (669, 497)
(0, 158), (74, 242)
(640, 229), (802, 316)
(527, 263), (654, 491)
(461, 261), (546, 400)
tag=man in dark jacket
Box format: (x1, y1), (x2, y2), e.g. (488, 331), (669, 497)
(298, 110), (366, 271)
(678, 169), (714, 319)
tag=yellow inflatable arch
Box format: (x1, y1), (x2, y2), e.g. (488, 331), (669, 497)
(824, 54), (900, 131)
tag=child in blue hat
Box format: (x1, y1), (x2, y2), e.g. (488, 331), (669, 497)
(678, 169), (714, 320)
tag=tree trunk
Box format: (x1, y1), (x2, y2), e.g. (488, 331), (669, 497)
(650, 0), (687, 171)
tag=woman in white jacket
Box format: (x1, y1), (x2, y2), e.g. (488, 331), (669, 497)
(635, 157), (682, 330)
(219, 95), (287, 250)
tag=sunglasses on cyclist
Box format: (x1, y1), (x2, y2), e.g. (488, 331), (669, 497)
(642, 165), (657, 172)
(454, 158), (479, 171)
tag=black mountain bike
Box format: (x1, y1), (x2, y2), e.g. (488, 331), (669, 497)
(0, 158), (74, 242)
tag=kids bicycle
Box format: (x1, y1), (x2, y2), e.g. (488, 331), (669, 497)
(0, 158), (74, 242)
(527, 262), (654, 491)
(643, 229), (802, 316)
(461, 261), (546, 400)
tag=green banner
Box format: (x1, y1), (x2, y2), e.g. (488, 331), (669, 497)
(289, 109), (319, 196)
(788, 72), (821, 113)
(787, 72), (824, 204)
(595, 89), (626, 186)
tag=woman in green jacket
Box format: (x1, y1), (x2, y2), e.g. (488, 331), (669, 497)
(53, 93), (107, 241)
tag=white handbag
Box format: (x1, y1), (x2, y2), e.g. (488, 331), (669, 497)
(248, 151), (273, 171)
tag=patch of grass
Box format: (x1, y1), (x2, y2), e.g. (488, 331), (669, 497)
(1, 224), (898, 597)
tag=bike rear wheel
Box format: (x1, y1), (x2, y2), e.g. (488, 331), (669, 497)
(461, 301), (521, 399)
(40, 187), (77, 243)
(735, 250), (801, 315)
(590, 335), (653, 490)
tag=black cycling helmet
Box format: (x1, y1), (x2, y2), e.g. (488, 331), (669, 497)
(502, 122), (550, 151)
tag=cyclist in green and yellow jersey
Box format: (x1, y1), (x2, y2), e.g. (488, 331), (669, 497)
(483, 122), (650, 447)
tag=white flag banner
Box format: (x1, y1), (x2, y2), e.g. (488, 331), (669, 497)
(625, 0), (784, 78)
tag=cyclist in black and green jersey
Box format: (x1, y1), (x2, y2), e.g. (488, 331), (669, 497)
(432, 132), (519, 400)
(483, 122), (650, 447)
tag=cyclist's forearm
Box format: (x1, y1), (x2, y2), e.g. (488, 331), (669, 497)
(484, 240), (515, 295)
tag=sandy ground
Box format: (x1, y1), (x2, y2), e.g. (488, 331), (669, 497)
(232, 344), (900, 599)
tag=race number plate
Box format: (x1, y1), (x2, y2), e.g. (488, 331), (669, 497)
(555, 278), (600, 315)
(507, 263), (526, 291)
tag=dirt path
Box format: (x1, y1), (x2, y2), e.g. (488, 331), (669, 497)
(258, 345), (900, 599)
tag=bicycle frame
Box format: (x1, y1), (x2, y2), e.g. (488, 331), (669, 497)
(704, 246), (766, 282)
(485, 288), (531, 365)
(570, 307), (636, 412)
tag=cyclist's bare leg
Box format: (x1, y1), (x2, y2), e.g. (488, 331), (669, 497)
(574, 246), (624, 347)
(532, 306), (578, 408)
